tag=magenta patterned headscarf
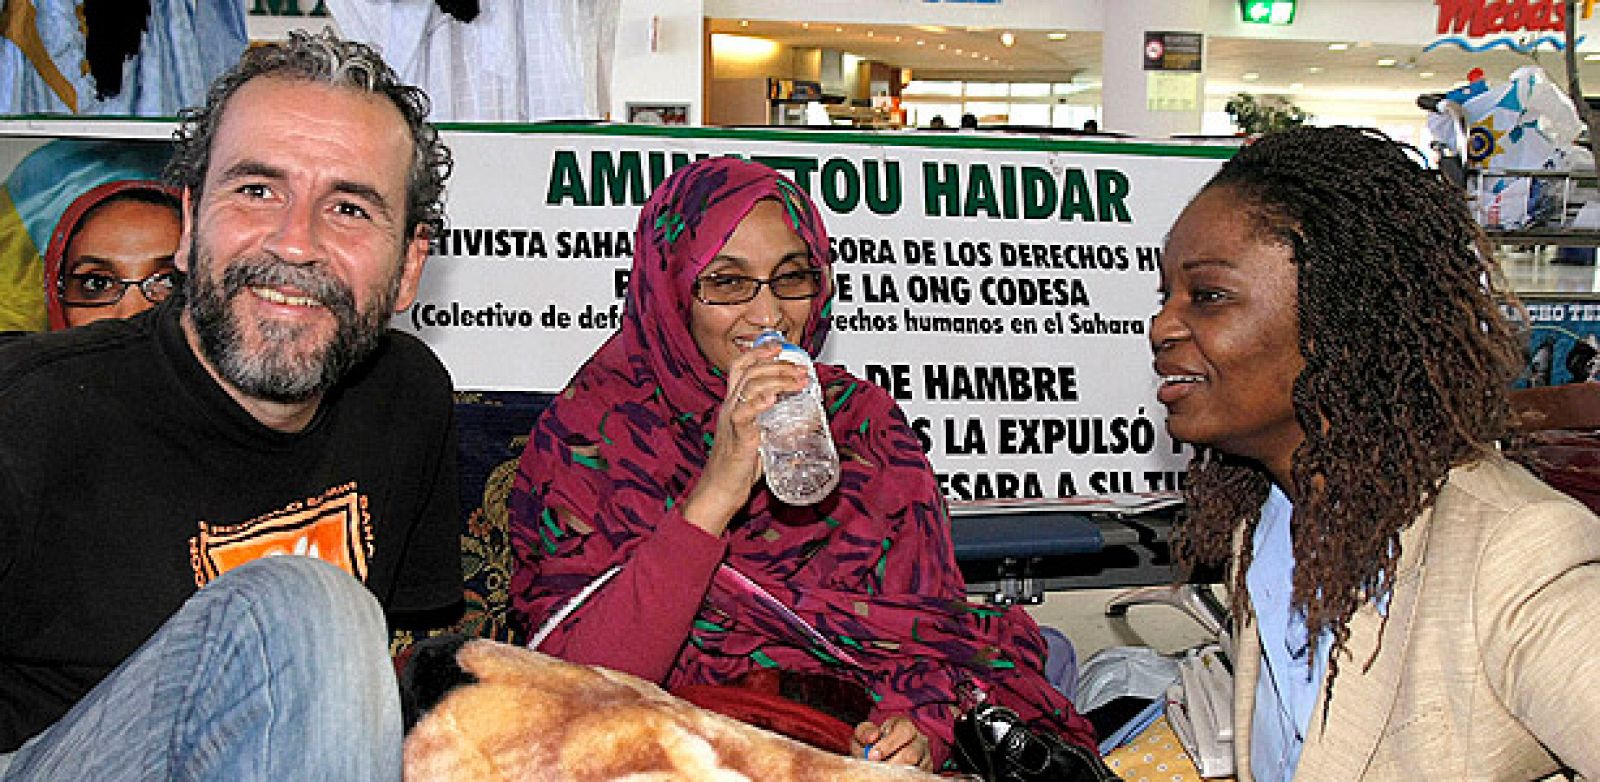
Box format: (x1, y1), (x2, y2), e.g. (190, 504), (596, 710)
(508, 157), (1095, 765)
(616, 154), (834, 413)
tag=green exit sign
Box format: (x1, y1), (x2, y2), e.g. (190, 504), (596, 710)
(1240, 0), (1296, 24)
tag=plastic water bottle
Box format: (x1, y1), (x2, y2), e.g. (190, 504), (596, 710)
(754, 329), (840, 505)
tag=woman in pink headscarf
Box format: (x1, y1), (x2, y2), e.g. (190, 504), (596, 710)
(508, 157), (1097, 772)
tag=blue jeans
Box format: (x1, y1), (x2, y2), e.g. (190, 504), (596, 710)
(0, 556), (402, 781)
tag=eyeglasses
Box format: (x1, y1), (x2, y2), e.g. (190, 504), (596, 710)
(692, 268), (824, 305)
(60, 270), (185, 308)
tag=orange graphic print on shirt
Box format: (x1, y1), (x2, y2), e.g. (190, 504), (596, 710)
(189, 482), (374, 587)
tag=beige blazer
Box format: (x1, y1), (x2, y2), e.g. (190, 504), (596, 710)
(1231, 455), (1600, 781)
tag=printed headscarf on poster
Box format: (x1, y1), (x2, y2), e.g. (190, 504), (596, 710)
(0, 139), (173, 332)
(1430, 65), (1593, 231)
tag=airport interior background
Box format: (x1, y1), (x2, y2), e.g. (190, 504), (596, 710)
(10, 0), (1600, 671)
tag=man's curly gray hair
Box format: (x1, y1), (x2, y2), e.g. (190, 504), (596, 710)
(166, 28), (451, 239)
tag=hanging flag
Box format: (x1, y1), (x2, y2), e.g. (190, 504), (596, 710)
(327, 0), (619, 122)
(0, 0), (246, 116)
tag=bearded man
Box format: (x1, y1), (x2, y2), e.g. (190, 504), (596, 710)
(0, 29), (461, 781)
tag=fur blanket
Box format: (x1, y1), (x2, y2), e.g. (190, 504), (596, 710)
(402, 638), (948, 781)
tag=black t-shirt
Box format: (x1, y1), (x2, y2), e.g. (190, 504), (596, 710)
(0, 299), (462, 751)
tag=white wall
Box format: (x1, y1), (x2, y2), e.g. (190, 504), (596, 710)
(610, 0), (705, 123)
(1102, 0), (1209, 137)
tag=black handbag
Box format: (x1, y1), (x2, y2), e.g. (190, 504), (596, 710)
(950, 700), (1119, 782)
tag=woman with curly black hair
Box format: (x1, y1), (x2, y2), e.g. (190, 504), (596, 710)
(1151, 125), (1600, 781)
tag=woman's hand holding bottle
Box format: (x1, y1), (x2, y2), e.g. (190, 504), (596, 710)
(681, 341), (807, 536)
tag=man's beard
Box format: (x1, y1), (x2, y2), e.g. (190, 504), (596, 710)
(186, 234), (401, 404)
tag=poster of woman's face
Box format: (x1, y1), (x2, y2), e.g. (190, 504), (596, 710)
(0, 137), (178, 332)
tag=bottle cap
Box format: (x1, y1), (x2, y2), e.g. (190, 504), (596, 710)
(753, 329), (788, 348)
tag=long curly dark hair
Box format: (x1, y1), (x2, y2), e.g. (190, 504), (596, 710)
(1172, 126), (1525, 699)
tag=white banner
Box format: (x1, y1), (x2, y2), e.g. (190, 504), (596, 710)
(408, 125), (1231, 500)
(0, 122), (1230, 499)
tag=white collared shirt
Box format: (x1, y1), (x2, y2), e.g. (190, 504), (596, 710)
(1246, 485), (1332, 782)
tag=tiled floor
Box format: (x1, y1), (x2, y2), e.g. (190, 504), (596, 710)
(1501, 246), (1600, 297)
(1025, 587), (1215, 659)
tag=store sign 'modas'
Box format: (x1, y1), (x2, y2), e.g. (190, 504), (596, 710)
(1435, 0), (1594, 36)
